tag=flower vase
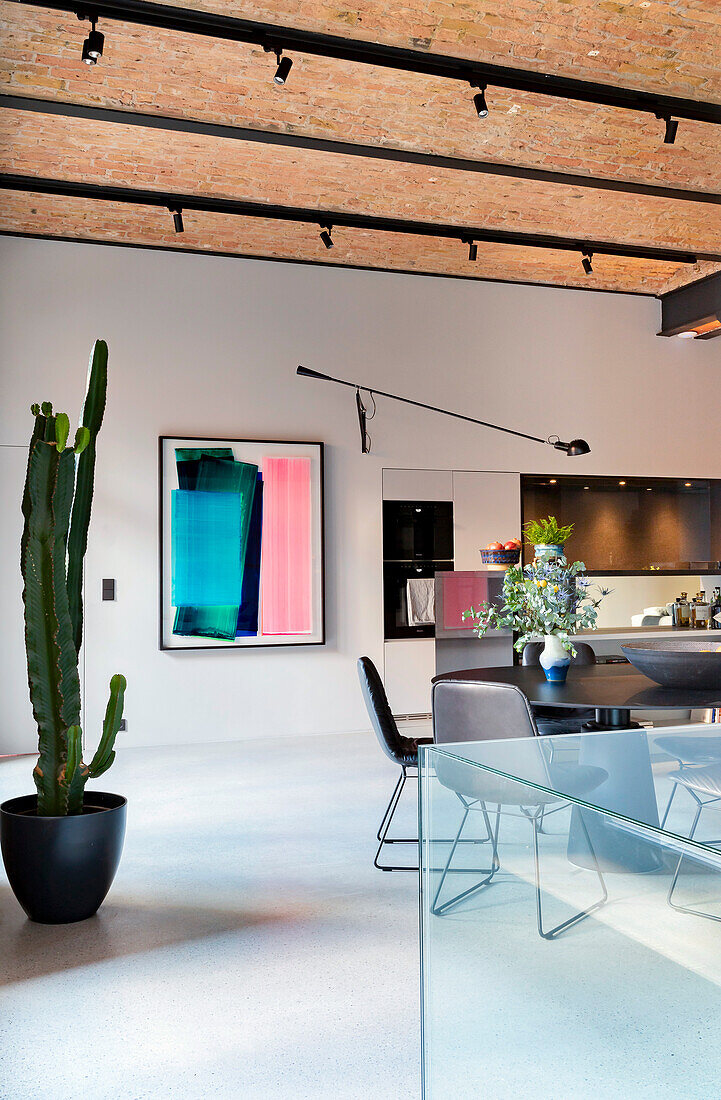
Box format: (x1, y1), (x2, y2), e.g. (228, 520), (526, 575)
(539, 635), (571, 683)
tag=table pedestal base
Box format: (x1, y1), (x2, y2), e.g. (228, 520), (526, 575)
(569, 715), (662, 873)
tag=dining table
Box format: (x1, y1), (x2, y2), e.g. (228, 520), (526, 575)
(432, 662), (721, 871)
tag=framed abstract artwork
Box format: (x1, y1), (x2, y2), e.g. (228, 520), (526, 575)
(159, 437), (325, 650)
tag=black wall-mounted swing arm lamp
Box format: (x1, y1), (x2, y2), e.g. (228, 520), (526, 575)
(297, 366), (590, 457)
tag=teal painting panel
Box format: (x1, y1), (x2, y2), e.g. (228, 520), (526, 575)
(171, 490), (243, 606)
(173, 605), (239, 641)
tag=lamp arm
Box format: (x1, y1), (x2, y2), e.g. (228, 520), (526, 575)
(296, 365), (577, 449)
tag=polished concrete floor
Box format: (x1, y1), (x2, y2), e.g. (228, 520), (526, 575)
(5, 730), (721, 1100)
(0, 732), (424, 1100)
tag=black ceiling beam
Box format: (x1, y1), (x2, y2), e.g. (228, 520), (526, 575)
(1, 172), (714, 264)
(10, 0), (721, 127)
(4, 94), (720, 208)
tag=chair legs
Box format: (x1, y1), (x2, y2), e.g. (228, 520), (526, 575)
(375, 770), (492, 873)
(375, 768), (417, 871)
(667, 791), (721, 923)
(533, 809), (607, 940)
(432, 800), (608, 940)
(431, 802), (501, 915)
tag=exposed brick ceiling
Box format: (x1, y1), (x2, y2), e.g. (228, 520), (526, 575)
(1, 0), (720, 293)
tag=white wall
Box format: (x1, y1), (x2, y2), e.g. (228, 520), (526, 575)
(1, 236), (719, 751)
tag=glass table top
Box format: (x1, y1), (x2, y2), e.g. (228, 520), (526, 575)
(423, 723), (721, 861)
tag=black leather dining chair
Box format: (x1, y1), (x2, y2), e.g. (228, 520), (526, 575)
(357, 656), (434, 871)
(431, 677), (607, 938)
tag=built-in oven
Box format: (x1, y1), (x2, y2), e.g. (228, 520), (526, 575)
(383, 501), (454, 562)
(382, 499), (454, 639)
(383, 560), (454, 639)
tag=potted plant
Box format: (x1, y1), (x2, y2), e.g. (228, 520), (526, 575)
(464, 555), (608, 683)
(523, 515), (574, 560)
(0, 340), (127, 924)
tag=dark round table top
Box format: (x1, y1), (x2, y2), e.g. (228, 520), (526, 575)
(432, 663), (721, 710)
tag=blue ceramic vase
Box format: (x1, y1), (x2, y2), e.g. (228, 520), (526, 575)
(539, 635), (571, 683)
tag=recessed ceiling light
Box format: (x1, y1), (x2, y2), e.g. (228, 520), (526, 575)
(685, 482), (692, 487)
(549, 479), (557, 484)
(583, 485), (589, 490)
(619, 480), (626, 486)
(646, 487), (653, 491)
(677, 331), (696, 339)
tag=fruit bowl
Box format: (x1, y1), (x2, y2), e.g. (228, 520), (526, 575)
(621, 638), (721, 690)
(479, 548), (521, 565)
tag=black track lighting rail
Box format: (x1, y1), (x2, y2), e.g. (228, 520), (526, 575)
(10, 0), (721, 128)
(2, 173), (713, 265)
(4, 96), (719, 208)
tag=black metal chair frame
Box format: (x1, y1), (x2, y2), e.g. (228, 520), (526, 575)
(431, 792), (608, 939)
(375, 762), (492, 873)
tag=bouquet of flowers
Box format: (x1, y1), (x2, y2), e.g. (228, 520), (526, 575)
(464, 555), (609, 655)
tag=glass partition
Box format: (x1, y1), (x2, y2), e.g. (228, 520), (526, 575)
(419, 726), (721, 1098)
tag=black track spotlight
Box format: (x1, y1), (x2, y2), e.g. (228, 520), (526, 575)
(581, 251), (594, 275)
(273, 51), (293, 85)
(467, 239), (478, 262)
(319, 224), (333, 249)
(169, 207), (184, 233)
(81, 18), (104, 65)
(472, 85), (489, 118)
(656, 112), (679, 144)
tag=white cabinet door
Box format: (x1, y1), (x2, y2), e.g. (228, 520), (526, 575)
(384, 639), (436, 716)
(452, 472), (521, 571)
(0, 446), (37, 755)
(383, 469), (453, 501)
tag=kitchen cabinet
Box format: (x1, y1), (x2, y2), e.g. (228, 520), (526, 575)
(452, 471), (521, 570)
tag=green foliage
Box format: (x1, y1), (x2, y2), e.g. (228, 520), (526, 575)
(55, 412), (70, 452)
(522, 515), (574, 547)
(67, 340), (108, 656)
(463, 555), (610, 656)
(73, 426), (90, 454)
(21, 340), (125, 817)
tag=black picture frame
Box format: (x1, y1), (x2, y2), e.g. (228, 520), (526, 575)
(159, 436), (325, 651)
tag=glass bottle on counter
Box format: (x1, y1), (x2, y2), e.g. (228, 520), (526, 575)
(710, 587), (721, 630)
(691, 591), (710, 629)
(672, 592), (691, 628)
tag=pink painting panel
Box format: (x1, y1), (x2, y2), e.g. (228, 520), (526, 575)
(261, 456), (313, 635)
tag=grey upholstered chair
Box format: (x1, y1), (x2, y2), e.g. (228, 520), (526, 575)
(431, 677), (608, 939)
(654, 734), (721, 828)
(665, 761), (721, 922)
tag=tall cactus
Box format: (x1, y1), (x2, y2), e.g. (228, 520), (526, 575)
(21, 340), (126, 816)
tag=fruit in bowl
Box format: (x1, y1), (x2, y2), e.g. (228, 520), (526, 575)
(480, 538), (522, 565)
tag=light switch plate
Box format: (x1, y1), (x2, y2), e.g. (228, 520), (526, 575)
(102, 578), (116, 601)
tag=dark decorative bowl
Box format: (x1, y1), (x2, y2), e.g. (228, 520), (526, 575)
(621, 637), (721, 690)
(479, 548), (521, 565)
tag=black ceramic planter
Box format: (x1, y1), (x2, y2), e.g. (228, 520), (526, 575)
(0, 791), (127, 924)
